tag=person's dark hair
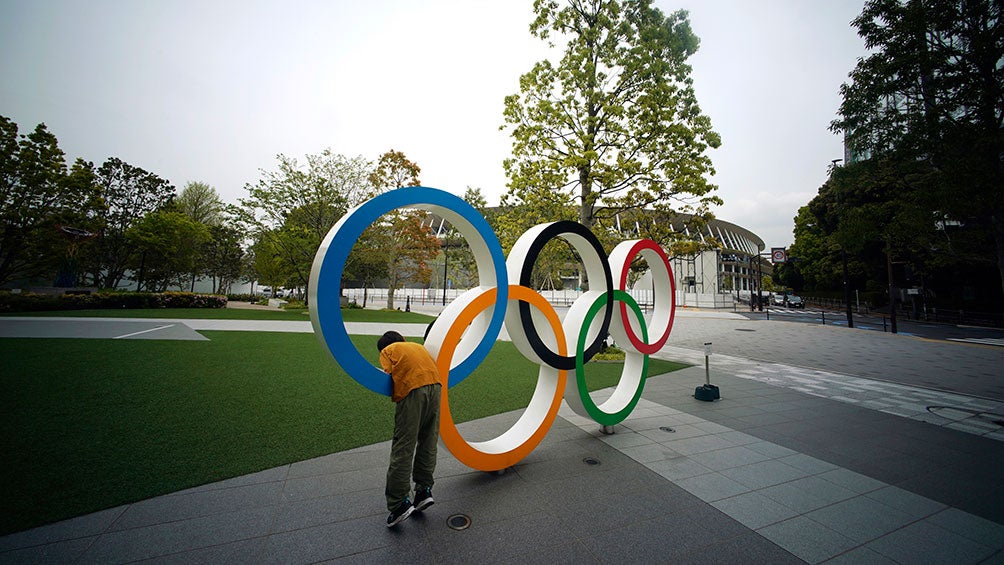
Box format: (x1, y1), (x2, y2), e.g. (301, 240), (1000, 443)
(377, 330), (405, 351)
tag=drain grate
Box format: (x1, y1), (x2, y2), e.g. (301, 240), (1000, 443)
(735, 328), (756, 332)
(583, 457), (602, 466)
(660, 426), (676, 433)
(447, 514), (471, 530)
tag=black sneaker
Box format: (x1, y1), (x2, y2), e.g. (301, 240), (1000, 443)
(386, 498), (413, 528)
(413, 486), (434, 513)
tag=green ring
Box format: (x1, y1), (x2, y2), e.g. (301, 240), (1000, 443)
(575, 289), (649, 426)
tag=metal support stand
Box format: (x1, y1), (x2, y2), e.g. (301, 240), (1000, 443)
(600, 425), (616, 435)
(694, 342), (720, 401)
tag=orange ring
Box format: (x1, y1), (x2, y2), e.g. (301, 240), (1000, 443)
(437, 285), (567, 471)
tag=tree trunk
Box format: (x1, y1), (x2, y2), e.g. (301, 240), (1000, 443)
(578, 165), (592, 290)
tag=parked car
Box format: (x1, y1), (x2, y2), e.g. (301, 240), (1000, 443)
(787, 294), (805, 308)
(771, 293), (786, 306)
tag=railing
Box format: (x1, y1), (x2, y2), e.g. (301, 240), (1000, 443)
(340, 287), (739, 312)
(799, 296), (1004, 328)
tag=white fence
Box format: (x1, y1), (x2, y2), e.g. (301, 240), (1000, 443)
(341, 287), (736, 310)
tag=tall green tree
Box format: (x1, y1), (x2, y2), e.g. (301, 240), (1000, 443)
(91, 158), (175, 289)
(238, 151), (371, 301)
(48, 160), (106, 287)
(501, 0), (721, 233)
(176, 181), (223, 227)
(363, 150), (438, 309)
(126, 210), (209, 292)
(250, 235), (292, 297)
(175, 181), (224, 290)
(832, 0), (1004, 298)
(201, 222), (244, 294)
(0, 118), (68, 285)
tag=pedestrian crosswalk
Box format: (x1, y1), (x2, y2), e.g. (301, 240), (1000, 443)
(765, 307), (815, 314)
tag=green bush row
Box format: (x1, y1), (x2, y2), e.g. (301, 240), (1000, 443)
(0, 291), (227, 313)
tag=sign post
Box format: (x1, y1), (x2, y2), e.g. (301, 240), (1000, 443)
(694, 342), (720, 401)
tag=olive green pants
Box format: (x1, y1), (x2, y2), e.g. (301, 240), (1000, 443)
(386, 383), (441, 511)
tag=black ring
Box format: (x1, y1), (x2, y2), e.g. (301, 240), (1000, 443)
(517, 221), (613, 370)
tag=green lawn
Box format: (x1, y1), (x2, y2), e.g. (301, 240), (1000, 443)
(0, 331), (686, 535)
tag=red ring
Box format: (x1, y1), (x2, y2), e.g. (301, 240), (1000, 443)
(616, 239), (675, 354)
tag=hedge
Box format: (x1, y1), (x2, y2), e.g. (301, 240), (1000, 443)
(0, 291), (227, 313)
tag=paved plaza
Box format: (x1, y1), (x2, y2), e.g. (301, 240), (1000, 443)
(1, 310), (1003, 563)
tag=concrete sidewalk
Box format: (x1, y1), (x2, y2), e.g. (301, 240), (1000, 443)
(2, 314), (1004, 563)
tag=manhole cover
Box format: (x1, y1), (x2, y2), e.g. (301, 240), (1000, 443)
(735, 328), (756, 332)
(660, 426), (676, 433)
(583, 457), (602, 466)
(447, 514), (471, 530)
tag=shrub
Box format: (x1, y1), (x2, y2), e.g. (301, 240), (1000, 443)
(0, 291), (227, 313)
(591, 343), (626, 361)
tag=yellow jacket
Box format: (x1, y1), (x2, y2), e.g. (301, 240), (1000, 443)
(379, 341), (441, 402)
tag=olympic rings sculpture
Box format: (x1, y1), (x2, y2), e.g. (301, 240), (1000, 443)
(309, 187), (676, 471)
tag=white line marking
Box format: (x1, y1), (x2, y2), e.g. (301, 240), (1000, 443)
(113, 324), (175, 339)
(948, 337), (1004, 347)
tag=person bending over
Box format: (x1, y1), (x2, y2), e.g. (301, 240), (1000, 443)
(377, 330), (442, 527)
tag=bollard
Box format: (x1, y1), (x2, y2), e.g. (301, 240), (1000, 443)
(883, 316), (887, 332)
(821, 310), (825, 325)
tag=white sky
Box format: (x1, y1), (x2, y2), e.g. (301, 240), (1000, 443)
(0, 0), (867, 249)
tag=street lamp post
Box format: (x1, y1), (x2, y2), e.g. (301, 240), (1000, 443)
(442, 243), (449, 306)
(757, 253), (763, 311)
(831, 158), (854, 329)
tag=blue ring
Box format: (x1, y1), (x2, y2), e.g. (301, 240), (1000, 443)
(311, 187), (508, 396)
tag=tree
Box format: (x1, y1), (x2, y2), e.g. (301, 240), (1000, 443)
(49, 160), (106, 287)
(383, 211), (441, 309)
(176, 181), (223, 227)
(91, 158), (175, 288)
(495, 190), (578, 290)
(501, 0), (721, 234)
(363, 150), (439, 309)
(238, 151), (372, 302)
(442, 187), (493, 289)
(201, 222), (244, 294)
(786, 207), (830, 291)
(343, 224), (389, 307)
(250, 235), (293, 297)
(126, 210), (209, 291)
(832, 0), (1004, 298)
(174, 181), (225, 290)
(368, 149), (421, 191)
(0, 118), (68, 285)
